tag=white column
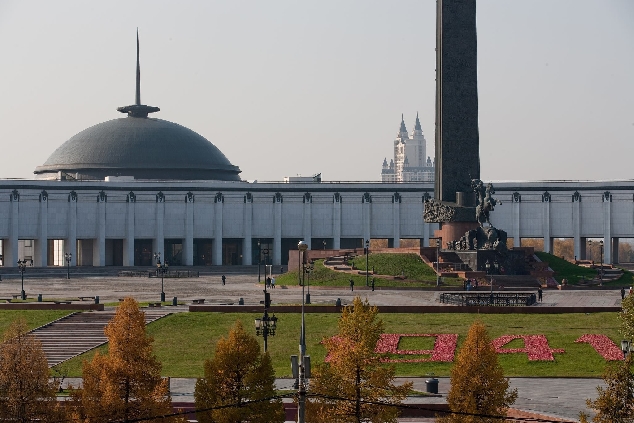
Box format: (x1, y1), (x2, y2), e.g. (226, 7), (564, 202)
(94, 191), (106, 266)
(573, 191), (581, 259)
(154, 192), (165, 262)
(333, 193), (341, 250)
(123, 192), (135, 266)
(68, 191), (77, 266)
(213, 193), (223, 265)
(603, 191), (612, 264)
(392, 193), (400, 248)
(362, 193), (371, 245)
(512, 192), (521, 247)
(303, 193), (312, 249)
(543, 192), (551, 254)
(184, 192), (194, 266)
(35, 191), (48, 267)
(7, 190), (19, 267)
(243, 194), (253, 265)
(273, 193), (282, 265)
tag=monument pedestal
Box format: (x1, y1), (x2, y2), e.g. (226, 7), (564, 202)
(435, 222), (478, 248)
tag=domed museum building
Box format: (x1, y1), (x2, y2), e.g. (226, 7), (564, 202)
(0, 38), (632, 270)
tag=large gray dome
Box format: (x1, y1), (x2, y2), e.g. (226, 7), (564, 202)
(34, 116), (241, 181)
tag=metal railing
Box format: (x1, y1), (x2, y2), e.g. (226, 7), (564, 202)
(439, 292), (537, 307)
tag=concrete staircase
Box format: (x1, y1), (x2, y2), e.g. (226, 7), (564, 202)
(31, 310), (171, 367)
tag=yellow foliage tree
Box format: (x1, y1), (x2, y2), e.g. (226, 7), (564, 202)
(0, 318), (65, 422)
(307, 296), (412, 423)
(194, 320), (285, 423)
(70, 298), (182, 423)
(579, 354), (634, 423)
(438, 321), (517, 423)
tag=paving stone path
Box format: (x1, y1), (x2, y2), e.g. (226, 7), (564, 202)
(32, 309), (171, 367)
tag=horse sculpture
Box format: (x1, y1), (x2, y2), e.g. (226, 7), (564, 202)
(473, 179), (499, 226)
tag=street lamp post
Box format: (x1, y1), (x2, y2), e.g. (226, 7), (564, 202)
(65, 252), (72, 280)
(486, 260), (493, 304)
(17, 259), (27, 300)
(305, 263), (313, 304)
(323, 239), (326, 250)
(621, 340), (632, 358)
(599, 240), (604, 285)
(154, 252), (168, 302)
(365, 239), (370, 287)
(258, 239), (262, 283)
(296, 240), (309, 423)
(255, 282), (277, 352)
(436, 239), (440, 287)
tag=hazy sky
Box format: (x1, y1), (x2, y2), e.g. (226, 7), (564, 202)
(0, 0), (632, 182)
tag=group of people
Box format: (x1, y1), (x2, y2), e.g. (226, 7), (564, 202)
(265, 277), (276, 289)
(464, 278), (479, 291)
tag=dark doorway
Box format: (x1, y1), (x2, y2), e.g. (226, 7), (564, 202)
(340, 238), (363, 249)
(193, 239), (213, 266)
(253, 239), (273, 266)
(106, 239), (124, 266)
(164, 239), (183, 266)
(311, 238), (333, 250)
(282, 238), (304, 266)
(134, 240), (153, 266)
(222, 239), (243, 265)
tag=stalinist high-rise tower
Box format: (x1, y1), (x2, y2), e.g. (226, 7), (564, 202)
(381, 113), (434, 182)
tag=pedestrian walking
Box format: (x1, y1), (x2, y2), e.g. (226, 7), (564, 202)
(538, 287), (543, 302)
(266, 277), (271, 289)
(221, 275), (226, 286)
(621, 286), (626, 300)
(349, 278), (354, 292)
(271, 277), (276, 288)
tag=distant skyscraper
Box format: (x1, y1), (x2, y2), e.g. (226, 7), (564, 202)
(381, 114), (434, 182)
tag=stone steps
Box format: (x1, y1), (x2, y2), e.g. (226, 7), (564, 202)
(31, 310), (171, 367)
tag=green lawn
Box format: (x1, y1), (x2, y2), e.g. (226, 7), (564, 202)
(54, 311), (622, 379)
(537, 251), (634, 286)
(274, 256), (461, 288)
(0, 310), (75, 334)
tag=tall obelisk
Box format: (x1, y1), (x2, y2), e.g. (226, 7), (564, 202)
(425, 0), (480, 242)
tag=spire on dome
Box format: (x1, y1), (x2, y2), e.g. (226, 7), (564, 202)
(117, 29), (160, 118)
(414, 112), (422, 131)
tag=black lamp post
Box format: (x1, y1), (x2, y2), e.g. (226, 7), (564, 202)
(255, 281), (278, 352)
(436, 239), (440, 287)
(365, 239), (370, 287)
(296, 240), (309, 422)
(621, 339), (632, 358)
(17, 259), (27, 300)
(599, 240), (604, 285)
(154, 252), (168, 302)
(322, 239), (326, 250)
(305, 263), (313, 304)
(65, 252), (72, 280)
(257, 239), (262, 283)
(486, 259), (493, 295)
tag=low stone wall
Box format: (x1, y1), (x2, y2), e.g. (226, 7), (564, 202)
(189, 304), (620, 314)
(0, 303), (104, 311)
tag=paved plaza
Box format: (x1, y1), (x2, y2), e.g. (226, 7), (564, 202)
(1, 269), (623, 421)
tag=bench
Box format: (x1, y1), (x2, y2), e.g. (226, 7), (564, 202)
(192, 299), (205, 304)
(78, 296), (95, 301)
(148, 302), (162, 308)
(54, 301), (72, 305)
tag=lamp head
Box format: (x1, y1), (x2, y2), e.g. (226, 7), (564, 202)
(298, 241), (308, 252)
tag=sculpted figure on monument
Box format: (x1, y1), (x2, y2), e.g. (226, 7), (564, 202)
(472, 179), (499, 227)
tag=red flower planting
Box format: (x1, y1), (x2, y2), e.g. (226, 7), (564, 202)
(575, 334), (624, 361)
(492, 335), (565, 361)
(375, 334), (458, 363)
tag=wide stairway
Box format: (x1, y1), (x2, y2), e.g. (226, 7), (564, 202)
(31, 310), (171, 367)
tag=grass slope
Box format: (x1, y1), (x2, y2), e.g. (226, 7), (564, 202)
(55, 311), (621, 379)
(537, 251), (634, 286)
(0, 310), (75, 334)
(275, 255), (460, 288)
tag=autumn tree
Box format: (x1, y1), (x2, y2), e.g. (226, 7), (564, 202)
(580, 293), (634, 422)
(194, 320), (284, 423)
(307, 296), (412, 423)
(70, 297), (182, 423)
(579, 355), (634, 423)
(0, 318), (65, 422)
(438, 321), (517, 423)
